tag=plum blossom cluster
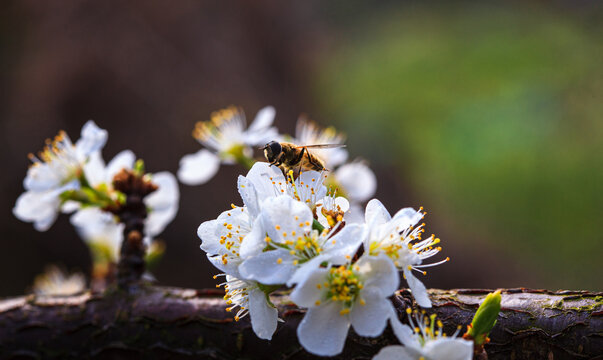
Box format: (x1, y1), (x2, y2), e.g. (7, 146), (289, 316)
(14, 106), (486, 357)
(14, 121), (179, 289)
(199, 161), (449, 355)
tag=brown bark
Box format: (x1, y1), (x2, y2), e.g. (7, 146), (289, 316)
(108, 169), (158, 290)
(0, 287), (600, 359)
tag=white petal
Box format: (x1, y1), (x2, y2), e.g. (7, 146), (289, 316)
(249, 288), (278, 340)
(261, 196), (313, 244)
(61, 200), (81, 213)
(198, 219), (220, 254)
(365, 199), (391, 226)
(83, 152), (106, 187)
(70, 208), (122, 260)
(14, 191), (61, 232)
(334, 196), (350, 212)
(297, 302), (350, 356)
(238, 249), (296, 285)
(325, 148), (348, 168)
(297, 170), (327, 201)
(322, 223), (365, 264)
(351, 286), (393, 337)
(239, 217), (266, 259)
(76, 120), (108, 157)
(335, 162), (376, 203)
(345, 203), (365, 224)
(237, 175), (260, 219)
(105, 150), (135, 182)
(358, 255), (399, 296)
(207, 253), (241, 278)
(145, 172), (179, 236)
(24, 164), (62, 191)
(247, 106), (275, 133)
(389, 316), (419, 348)
(289, 266), (328, 307)
(391, 207), (423, 229)
(244, 162), (284, 202)
(246, 127), (279, 147)
(287, 255), (327, 287)
(373, 346), (416, 360)
(404, 269), (431, 308)
(177, 149), (220, 185)
(423, 338), (474, 360)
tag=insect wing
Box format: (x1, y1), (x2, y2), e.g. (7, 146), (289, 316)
(296, 144), (346, 149)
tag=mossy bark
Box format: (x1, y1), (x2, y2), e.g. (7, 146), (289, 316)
(0, 287), (600, 359)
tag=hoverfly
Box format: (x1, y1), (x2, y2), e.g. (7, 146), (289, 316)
(261, 141), (345, 177)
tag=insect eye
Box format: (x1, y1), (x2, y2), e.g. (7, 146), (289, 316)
(268, 141), (282, 156)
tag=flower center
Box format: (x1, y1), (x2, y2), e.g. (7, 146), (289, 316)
(272, 228), (325, 264)
(29, 131), (81, 182)
(323, 265), (363, 310)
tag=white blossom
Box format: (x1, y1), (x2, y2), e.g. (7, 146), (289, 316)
(198, 205), (254, 278)
(70, 151), (179, 260)
(178, 106), (278, 185)
(363, 199), (449, 308)
(373, 310), (473, 360)
(14, 121), (108, 231)
(198, 205), (280, 340)
(32, 265), (86, 296)
(290, 255), (399, 356)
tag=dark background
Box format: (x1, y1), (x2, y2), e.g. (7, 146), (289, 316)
(1, 0), (601, 296)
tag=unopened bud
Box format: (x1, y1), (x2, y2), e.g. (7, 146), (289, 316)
(466, 290), (501, 345)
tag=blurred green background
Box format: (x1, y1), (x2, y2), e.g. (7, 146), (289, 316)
(315, 3), (602, 290)
(1, 1), (601, 295)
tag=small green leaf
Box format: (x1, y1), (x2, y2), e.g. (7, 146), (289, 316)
(467, 290), (502, 345)
(312, 219), (325, 232)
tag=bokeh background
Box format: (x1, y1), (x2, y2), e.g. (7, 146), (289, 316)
(1, 1), (601, 296)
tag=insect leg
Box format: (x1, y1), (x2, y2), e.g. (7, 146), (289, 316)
(305, 151), (324, 170)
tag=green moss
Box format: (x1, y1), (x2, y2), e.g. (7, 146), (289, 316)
(543, 295), (603, 312)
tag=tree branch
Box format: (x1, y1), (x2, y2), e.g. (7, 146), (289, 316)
(0, 287), (600, 359)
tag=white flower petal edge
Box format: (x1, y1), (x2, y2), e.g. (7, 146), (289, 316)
(248, 287), (278, 340)
(103, 150), (136, 184)
(373, 346), (416, 360)
(404, 268), (432, 308)
(239, 248), (298, 285)
(244, 106), (278, 145)
(365, 198), (392, 226)
(13, 182), (78, 231)
(424, 338), (474, 360)
(75, 120), (108, 157)
(145, 172), (180, 237)
(296, 301), (351, 356)
(198, 206), (252, 277)
(350, 286), (395, 337)
(177, 149), (220, 185)
(334, 161), (377, 203)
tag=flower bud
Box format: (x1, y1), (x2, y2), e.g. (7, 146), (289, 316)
(466, 290), (501, 345)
